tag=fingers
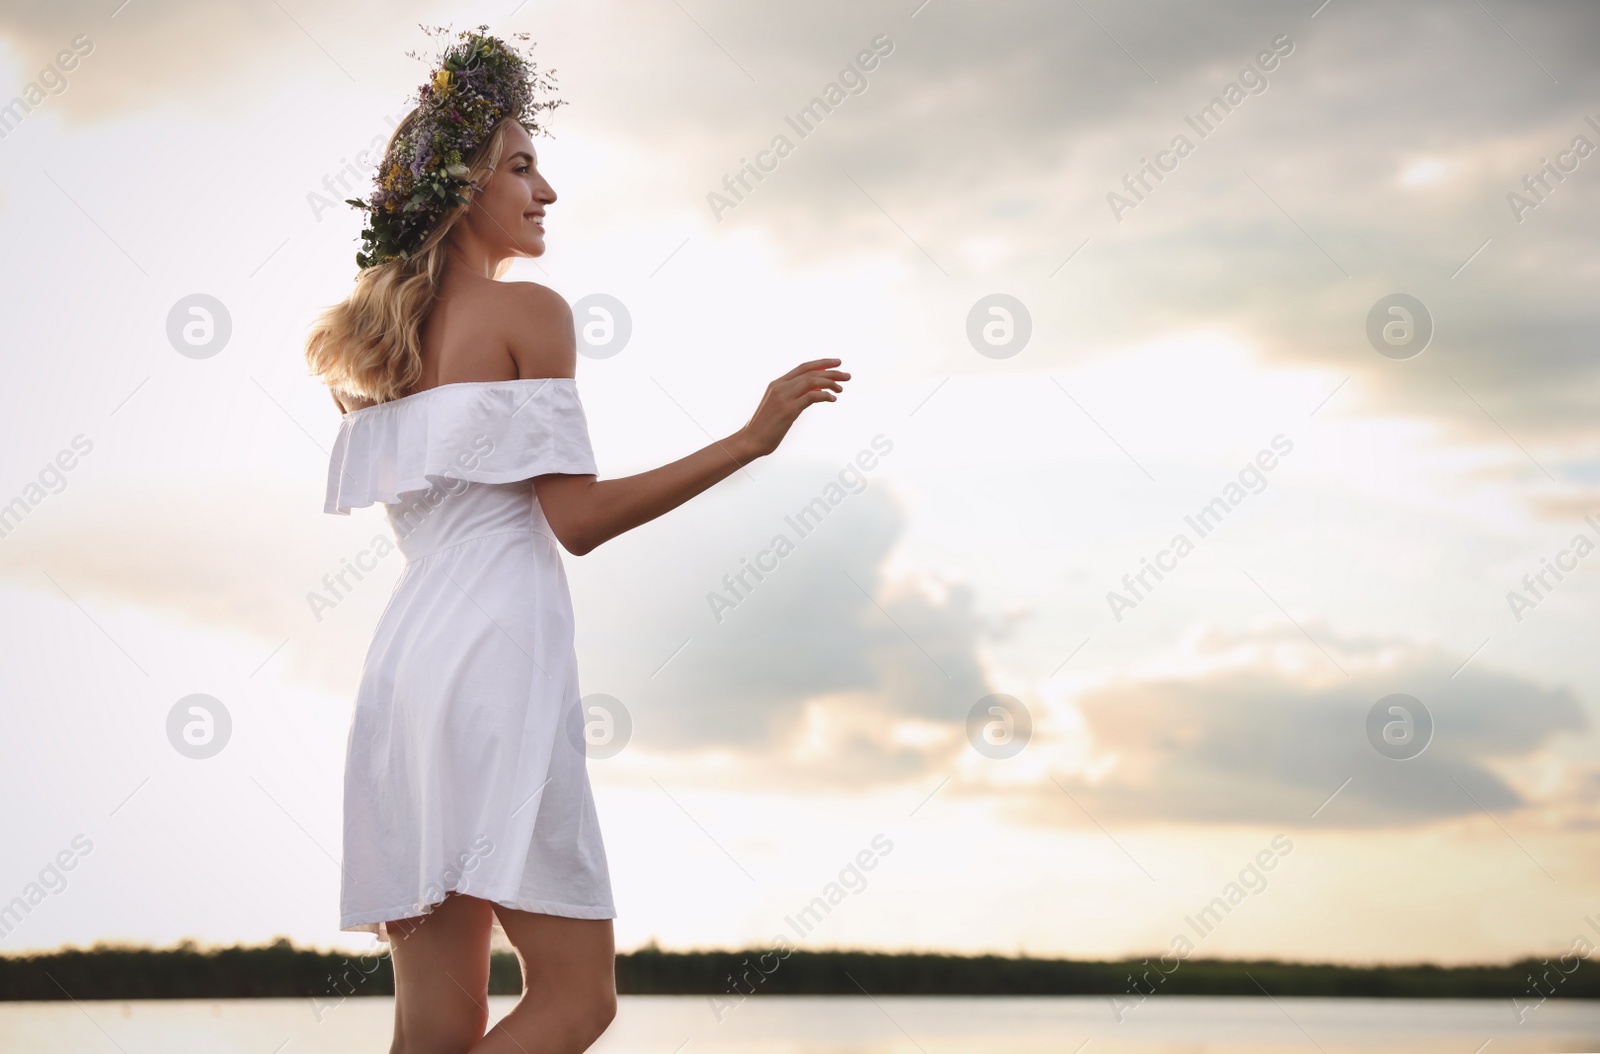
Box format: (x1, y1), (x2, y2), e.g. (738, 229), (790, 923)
(779, 358), (845, 382)
(778, 380), (840, 403)
(750, 364), (846, 451)
(779, 370), (849, 397)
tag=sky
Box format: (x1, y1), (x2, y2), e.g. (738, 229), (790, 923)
(0, 0), (1597, 967)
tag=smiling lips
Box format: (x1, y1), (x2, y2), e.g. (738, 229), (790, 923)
(527, 212), (545, 231)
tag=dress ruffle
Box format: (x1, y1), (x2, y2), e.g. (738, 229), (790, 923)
(325, 378), (598, 515)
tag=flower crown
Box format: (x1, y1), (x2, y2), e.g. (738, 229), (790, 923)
(347, 26), (564, 270)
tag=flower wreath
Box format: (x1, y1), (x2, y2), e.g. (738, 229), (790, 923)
(347, 26), (564, 270)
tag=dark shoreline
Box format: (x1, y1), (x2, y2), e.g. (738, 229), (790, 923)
(1, 940), (1593, 1002)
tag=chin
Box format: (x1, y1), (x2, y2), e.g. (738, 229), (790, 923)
(504, 238), (544, 260)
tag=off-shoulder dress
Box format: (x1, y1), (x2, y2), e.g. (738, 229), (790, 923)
(324, 377), (615, 940)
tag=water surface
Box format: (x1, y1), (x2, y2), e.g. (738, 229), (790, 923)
(2, 994), (1595, 1052)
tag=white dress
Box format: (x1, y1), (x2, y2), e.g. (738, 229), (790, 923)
(324, 377), (616, 940)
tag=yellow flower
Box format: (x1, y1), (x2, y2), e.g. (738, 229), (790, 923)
(434, 69), (451, 92)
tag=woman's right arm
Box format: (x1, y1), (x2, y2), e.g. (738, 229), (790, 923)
(510, 282), (850, 555)
(533, 356), (850, 555)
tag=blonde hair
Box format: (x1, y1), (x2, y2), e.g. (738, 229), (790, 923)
(305, 114), (522, 404)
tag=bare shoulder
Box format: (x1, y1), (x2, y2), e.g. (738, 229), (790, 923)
(494, 280), (576, 380)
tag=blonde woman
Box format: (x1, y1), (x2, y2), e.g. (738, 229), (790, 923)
(306, 30), (848, 1054)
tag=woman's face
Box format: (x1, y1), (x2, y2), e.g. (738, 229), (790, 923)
(466, 120), (556, 259)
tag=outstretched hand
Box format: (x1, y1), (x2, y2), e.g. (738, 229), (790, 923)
(735, 358), (851, 461)
(536, 357), (853, 556)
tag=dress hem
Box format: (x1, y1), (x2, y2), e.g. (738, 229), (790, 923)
(341, 893), (618, 939)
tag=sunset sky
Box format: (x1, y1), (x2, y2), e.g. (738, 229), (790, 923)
(1, 0), (1597, 966)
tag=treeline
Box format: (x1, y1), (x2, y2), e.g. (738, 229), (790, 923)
(620, 947), (1600, 1001)
(1, 939), (1595, 1002)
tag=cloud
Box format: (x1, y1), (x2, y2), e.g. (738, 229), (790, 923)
(567, 459), (998, 758)
(1034, 624), (1590, 828)
(0, 454), (1001, 782)
(7, 0), (1600, 805)
(0, 477), (416, 692)
(0, 1), (435, 123)
(10, 0), (1600, 485)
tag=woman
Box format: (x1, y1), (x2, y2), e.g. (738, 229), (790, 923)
(305, 30), (848, 1054)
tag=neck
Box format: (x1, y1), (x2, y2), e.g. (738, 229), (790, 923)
(441, 227), (512, 280)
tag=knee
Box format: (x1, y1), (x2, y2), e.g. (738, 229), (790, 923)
(579, 986), (618, 1044)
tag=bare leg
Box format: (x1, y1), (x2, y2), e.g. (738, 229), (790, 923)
(468, 908), (617, 1054)
(387, 893), (496, 1054)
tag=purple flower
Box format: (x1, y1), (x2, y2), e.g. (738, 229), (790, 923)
(410, 146), (433, 179)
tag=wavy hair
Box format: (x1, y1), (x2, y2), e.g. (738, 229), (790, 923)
(304, 114), (521, 404)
